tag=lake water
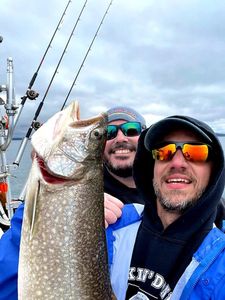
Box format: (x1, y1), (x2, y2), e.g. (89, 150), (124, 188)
(219, 136), (225, 198)
(3, 136), (225, 198)
(3, 139), (32, 198)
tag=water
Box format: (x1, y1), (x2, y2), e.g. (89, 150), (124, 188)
(3, 137), (225, 198)
(220, 136), (225, 197)
(3, 140), (32, 198)
(220, 136), (225, 153)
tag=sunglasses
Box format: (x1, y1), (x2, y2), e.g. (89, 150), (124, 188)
(151, 142), (212, 162)
(107, 122), (142, 140)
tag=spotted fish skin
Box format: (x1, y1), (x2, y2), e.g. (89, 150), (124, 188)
(18, 102), (115, 299)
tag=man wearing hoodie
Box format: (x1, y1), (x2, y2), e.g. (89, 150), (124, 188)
(107, 115), (225, 299)
(0, 115), (225, 299)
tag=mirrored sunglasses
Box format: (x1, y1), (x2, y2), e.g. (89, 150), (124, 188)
(107, 122), (142, 140)
(151, 142), (211, 162)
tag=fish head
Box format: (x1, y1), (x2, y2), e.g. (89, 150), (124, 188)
(31, 101), (107, 181)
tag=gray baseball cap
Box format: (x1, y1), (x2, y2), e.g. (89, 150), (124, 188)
(107, 106), (146, 129)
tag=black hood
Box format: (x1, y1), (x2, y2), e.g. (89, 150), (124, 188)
(133, 115), (225, 238)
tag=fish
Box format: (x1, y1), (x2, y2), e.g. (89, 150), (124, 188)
(18, 101), (116, 299)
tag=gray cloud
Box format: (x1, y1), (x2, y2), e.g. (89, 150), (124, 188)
(1, 0), (225, 137)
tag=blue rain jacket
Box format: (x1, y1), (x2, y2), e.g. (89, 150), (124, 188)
(106, 204), (225, 300)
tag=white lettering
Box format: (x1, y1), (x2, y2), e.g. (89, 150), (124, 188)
(136, 268), (150, 282)
(148, 271), (154, 280)
(129, 267), (136, 280)
(160, 284), (171, 299)
(151, 273), (164, 289)
(128, 267), (172, 299)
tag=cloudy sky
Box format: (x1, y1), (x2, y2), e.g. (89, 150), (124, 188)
(1, 0), (225, 137)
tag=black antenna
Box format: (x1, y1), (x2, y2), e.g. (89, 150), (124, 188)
(61, 0), (113, 110)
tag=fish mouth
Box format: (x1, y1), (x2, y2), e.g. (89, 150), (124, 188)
(36, 155), (69, 184)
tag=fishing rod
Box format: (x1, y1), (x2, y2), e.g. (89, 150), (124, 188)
(0, 1), (72, 152)
(14, 0), (88, 167)
(61, 0), (113, 110)
(0, 1), (72, 223)
(13, 0), (72, 129)
(13, 0), (114, 206)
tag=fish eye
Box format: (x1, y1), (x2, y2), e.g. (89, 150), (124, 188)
(91, 128), (104, 140)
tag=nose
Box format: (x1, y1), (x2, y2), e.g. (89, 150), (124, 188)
(170, 149), (188, 168)
(114, 129), (129, 142)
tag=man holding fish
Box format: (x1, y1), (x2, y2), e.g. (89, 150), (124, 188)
(1, 104), (225, 299)
(0, 103), (146, 299)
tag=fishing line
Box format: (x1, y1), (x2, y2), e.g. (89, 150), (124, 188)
(40, 0), (88, 107)
(13, 0), (72, 133)
(1, 2), (72, 221)
(21, 0), (72, 105)
(0, 0), (71, 149)
(14, 0), (88, 166)
(61, 0), (113, 110)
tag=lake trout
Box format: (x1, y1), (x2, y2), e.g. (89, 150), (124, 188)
(18, 101), (115, 299)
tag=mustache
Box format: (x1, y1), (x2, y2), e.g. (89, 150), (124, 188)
(109, 142), (137, 153)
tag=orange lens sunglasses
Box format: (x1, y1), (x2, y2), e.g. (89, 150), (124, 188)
(152, 142), (211, 162)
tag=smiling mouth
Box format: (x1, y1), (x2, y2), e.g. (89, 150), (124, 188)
(166, 178), (191, 184)
(113, 149), (132, 154)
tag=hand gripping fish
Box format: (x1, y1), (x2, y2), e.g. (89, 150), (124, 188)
(18, 101), (116, 300)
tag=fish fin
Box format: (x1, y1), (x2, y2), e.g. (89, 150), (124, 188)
(24, 160), (41, 238)
(30, 180), (40, 239)
(31, 101), (79, 158)
(74, 100), (80, 120)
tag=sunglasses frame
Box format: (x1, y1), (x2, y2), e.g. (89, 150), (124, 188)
(107, 122), (143, 140)
(151, 141), (212, 162)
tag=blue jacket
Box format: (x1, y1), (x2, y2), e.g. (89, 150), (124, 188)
(2, 115), (225, 299)
(106, 204), (225, 300)
(0, 203), (24, 300)
(1, 203), (225, 300)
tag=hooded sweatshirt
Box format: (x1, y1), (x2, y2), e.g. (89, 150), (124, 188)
(125, 115), (225, 299)
(104, 165), (145, 205)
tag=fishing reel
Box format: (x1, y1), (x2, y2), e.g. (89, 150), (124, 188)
(26, 89), (39, 100)
(32, 121), (42, 130)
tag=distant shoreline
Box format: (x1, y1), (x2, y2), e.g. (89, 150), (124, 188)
(12, 135), (225, 139)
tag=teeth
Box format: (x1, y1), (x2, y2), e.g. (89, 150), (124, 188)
(114, 149), (131, 154)
(167, 178), (190, 184)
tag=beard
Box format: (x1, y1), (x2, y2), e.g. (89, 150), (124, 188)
(153, 179), (205, 214)
(104, 142), (136, 178)
(104, 159), (133, 177)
